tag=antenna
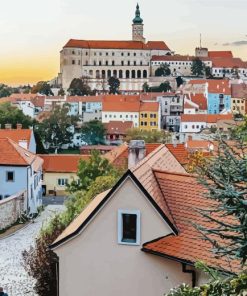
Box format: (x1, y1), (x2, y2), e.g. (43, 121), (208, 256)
(200, 33), (202, 48)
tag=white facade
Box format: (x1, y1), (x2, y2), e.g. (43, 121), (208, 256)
(0, 164), (43, 214)
(102, 111), (139, 127)
(180, 121), (207, 133)
(13, 101), (35, 118)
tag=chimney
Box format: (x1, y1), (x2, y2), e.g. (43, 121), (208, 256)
(5, 123), (12, 129)
(17, 123), (22, 130)
(128, 140), (146, 169)
(19, 139), (28, 150)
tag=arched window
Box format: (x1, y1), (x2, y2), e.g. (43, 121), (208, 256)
(112, 60), (115, 66)
(143, 70), (147, 78)
(126, 70), (130, 79)
(89, 70), (93, 76)
(113, 70), (117, 78)
(119, 70), (123, 79)
(132, 70), (136, 79)
(102, 70), (106, 79)
(137, 70), (142, 79)
(107, 70), (111, 78)
(96, 70), (100, 79)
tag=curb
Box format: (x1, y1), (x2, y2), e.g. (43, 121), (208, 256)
(0, 221), (33, 241)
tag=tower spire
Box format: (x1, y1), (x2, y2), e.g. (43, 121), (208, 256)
(132, 3), (145, 42)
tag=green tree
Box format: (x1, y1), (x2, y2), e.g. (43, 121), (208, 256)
(155, 63), (171, 77)
(0, 84), (12, 98)
(36, 104), (78, 153)
(68, 77), (91, 96)
(67, 150), (120, 193)
(108, 76), (120, 94)
(31, 81), (54, 96)
(142, 82), (150, 92)
(58, 87), (65, 96)
(0, 102), (34, 128)
(126, 128), (171, 143)
(159, 81), (172, 92)
(176, 76), (184, 88)
(80, 120), (106, 145)
(191, 58), (205, 76)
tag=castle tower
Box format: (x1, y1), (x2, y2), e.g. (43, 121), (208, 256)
(132, 3), (145, 43)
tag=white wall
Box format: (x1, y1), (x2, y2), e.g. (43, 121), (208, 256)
(180, 121), (206, 133)
(102, 111), (139, 127)
(55, 177), (192, 296)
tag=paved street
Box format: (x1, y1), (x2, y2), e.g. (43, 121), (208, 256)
(42, 195), (67, 206)
(0, 205), (65, 296)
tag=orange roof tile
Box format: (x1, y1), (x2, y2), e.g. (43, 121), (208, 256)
(67, 96), (103, 103)
(143, 170), (241, 273)
(64, 39), (170, 50)
(166, 144), (189, 164)
(102, 95), (140, 112)
(189, 79), (231, 94)
(105, 121), (133, 135)
(186, 140), (214, 151)
(0, 138), (42, 168)
(189, 94), (208, 110)
(231, 83), (247, 98)
(208, 51), (233, 58)
(0, 129), (32, 147)
(140, 102), (159, 112)
(211, 57), (247, 69)
(181, 114), (233, 123)
(40, 154), (90, 173)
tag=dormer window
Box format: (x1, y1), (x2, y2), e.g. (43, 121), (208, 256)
(118, 210), (140, 245)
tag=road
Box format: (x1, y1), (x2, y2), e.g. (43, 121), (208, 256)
(42, 195), (67, 206)
(0, 205), (65, 296)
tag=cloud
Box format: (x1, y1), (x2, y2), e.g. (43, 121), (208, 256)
(223, 40), (247, 46)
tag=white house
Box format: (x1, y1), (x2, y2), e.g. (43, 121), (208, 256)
(50, 143), (240, 296)
(0, 138), (43, 214)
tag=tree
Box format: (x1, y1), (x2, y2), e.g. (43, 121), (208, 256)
(68, 77), (91, 96)
(108, 76), (120, 94)
(80, 120), (106, 145)
(36, 104), (78, 152)
(142, 82), (150, 92)
(126, 128), (171, 143)
(191, 58), (205, 76)
(159, 81), (172, 92)
(205, 66), (213, 78)
(31, 81), (54, 96)
(58, 87), (65, 96)
(67, 150), (120, 193)
(0, 102), (34, 128)
(0, 84), (12, 98)
(176, 76), (184, 88)
(155, 63), (171, 77)
(194, 134), (247, 265)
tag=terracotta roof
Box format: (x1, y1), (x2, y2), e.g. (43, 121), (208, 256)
(31, 96), (45, 107)
(36, 111), (51, 122)
(0, 129), (32, 148)
(186, 140), (214, 151)
(184, 101), (197, 109)
(211, 57), (247, 69)
(105, 121), (133, 135)
(10, 93), (39, 99)
(231, 83), (247, 98)
(166, 144), (189, 164)
(67, 96), (103, 103)
(40, 154), (90, 173)
(0, 138), (42, 168)
(102, 95), (140, 112)
(143, 170), (241, 274)
(140, 102), (159, 112)
(188, 93), (208, 110)
(181, 114), (233, 123)
(64, 39), (170, 50)
(208, 51), (233, 58)
(189, 79), (231, 95)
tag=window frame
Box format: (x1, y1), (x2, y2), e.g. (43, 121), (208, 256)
(6, 171), (15, 182)
(117, 209), (141, 246)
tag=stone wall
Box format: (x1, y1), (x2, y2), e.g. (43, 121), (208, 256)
(0, 191), (26, 230)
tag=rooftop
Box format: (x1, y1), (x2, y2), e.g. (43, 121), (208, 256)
(0, 129), (32, 148)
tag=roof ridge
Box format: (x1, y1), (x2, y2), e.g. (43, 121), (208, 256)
(153, 169), (193, 179)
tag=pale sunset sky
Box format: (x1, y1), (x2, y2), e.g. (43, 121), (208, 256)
(0, 0), (246, 86)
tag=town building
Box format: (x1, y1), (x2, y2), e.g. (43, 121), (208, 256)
(105, 121), (133, 144)
(0, 138), (43, 214)
(50, 142), (240, 296)
(58, 4), (172, 91)
(40, 154), (89, 195)
(231, 83), (247, 115)
(139, 101), (160, 131)
(183, 93), (207, 114)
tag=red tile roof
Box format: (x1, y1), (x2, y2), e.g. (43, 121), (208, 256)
(102, 95), (140, 112)
(105, 121), (133, 135)
(188, 93), (208, 110)
(140, 102), (159, 112)
(0, 129), (32, 147)
(208, 51), (233, 58)
(181, 114), (233, 123)
(31, 96), (45, 107)
(189, 79), (231, 95)
(186, 140), (214, 151)
(231, 83), (247, 98)
(67, 96), (103, 103)
(40, 154), (90, 173)
(64, 39), (170, 50)
(143, 170), (241, 273)
(211, 57), (247, 69)
(166, 144), (189, 164)
(0, 138), (42, 168)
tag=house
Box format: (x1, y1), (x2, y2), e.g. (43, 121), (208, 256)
(105, 121), (133, 144)
(0, 126), (37, 153)
(0, 138), (43, 214)
(180, 113), (233, 133)
(183, 93), (207, 114)
(50, 142), (240, 296)
(80, 145), (116, 155)
(231, 83), (247, 115)
(102, 95), (140, 127)
(189, 79), (231, 114)
(139, 101), (160, 131)
(40, 154), (89, 195)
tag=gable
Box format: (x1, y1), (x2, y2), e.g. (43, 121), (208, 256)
(52, 173), (175, 251)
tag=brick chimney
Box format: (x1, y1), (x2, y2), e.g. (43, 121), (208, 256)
(5, 123), (12, 129)
(16, 123), (22, 130)
(128, 140), (146, 169)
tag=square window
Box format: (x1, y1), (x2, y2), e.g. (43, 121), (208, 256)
(6, 171), (14, 182)
(118, 210), (140, 245)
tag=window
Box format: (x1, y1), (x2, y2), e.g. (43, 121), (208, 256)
(57, 178), (68, 186)
(118, 210), (140, 245)
(72, 60), (75, 65)
(6, 171), (14, 182)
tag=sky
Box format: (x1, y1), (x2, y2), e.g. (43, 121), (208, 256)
(0, 0), (247, 86)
